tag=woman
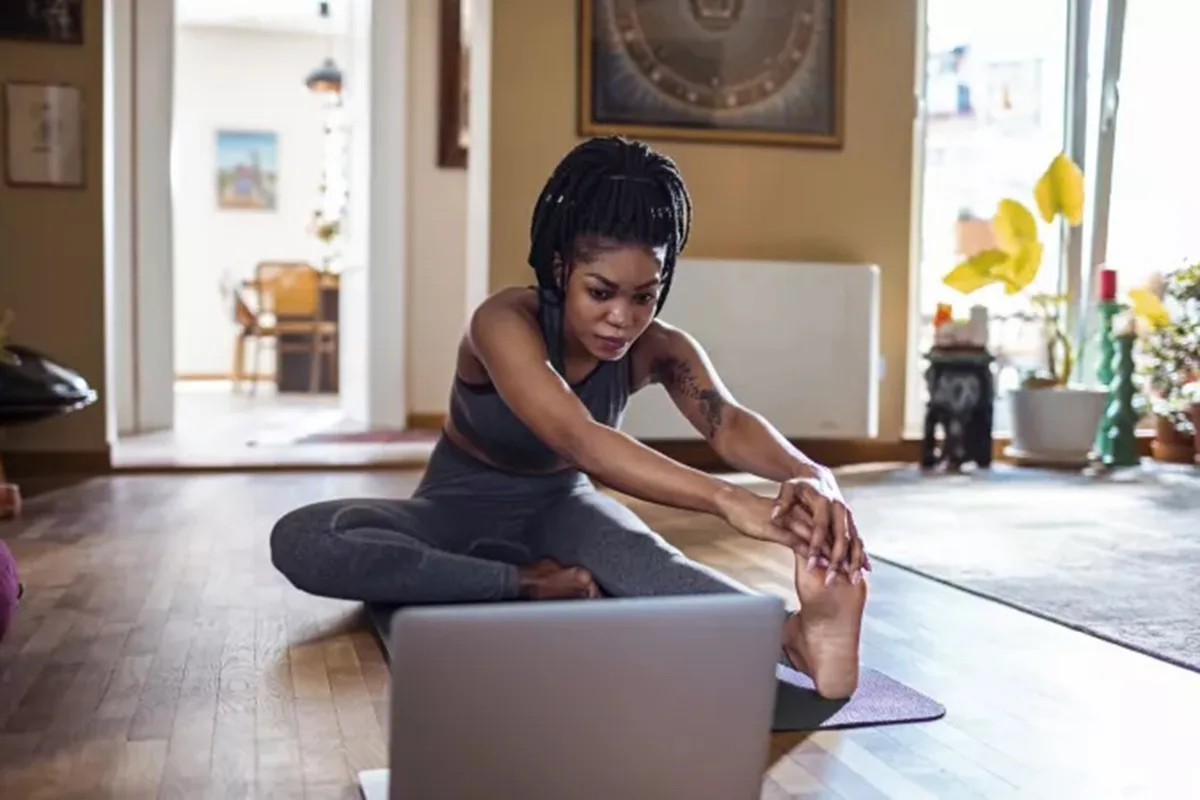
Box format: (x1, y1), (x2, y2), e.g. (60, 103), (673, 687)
(271, 136), (869, 699)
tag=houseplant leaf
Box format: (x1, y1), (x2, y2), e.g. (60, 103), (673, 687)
(996, 240), (1044, 294)
(943, 248), (1009, 294)
(1033, 152), (1085, 224)
(992, 198), (1039, 252)
(1128, 287), (1171, 328)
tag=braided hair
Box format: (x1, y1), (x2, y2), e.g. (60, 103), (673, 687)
(527, 136), (692, 375)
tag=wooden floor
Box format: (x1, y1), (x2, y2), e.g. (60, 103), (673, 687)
(1, 468), (1198, 798)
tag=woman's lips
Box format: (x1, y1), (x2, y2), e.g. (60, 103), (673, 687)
(596, 335), (627, 352)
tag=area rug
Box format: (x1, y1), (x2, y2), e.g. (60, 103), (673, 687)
(293, 428), (438, 445)
(833, 463), (1200, 673)
(247, 425), (439, 446)
(364, 603), (945, 732)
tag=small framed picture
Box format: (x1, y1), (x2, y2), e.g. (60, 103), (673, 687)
(215, 129), (279, 211)
(4, 81), (85, 188)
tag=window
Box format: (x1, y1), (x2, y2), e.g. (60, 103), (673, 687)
(1102, 3), (1200, 295)
(907, 0), (1075, 436)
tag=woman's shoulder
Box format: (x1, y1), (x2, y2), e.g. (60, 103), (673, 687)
(634, 318), (693, 356)
(466, 286), (542, 350)
(629, 318), (691, 390)
(473, 285), (539, 321)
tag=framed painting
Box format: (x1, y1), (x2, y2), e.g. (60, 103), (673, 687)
(438, 0), (469, 168)
(215, 130), (278, 211)
(4, 81), (85, 188)
(0, 0), (83, 45)
(577, 0), (845, 149)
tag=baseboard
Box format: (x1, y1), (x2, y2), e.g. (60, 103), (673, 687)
(645, 432), (1155, 472)
(406, 412), (446, 430)
(0, 447), (113, 483)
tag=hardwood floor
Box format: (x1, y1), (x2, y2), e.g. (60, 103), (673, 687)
(1, 468), (1197, 798)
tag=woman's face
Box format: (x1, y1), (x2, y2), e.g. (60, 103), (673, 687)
(560, 241), (665, 362)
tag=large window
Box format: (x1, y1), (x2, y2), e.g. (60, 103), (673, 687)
(907, 0), (1140, 437)
(1103, 4), (1200, 294)
(908, 0), (1074, 435)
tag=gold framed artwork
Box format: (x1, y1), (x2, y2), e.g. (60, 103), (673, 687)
(438, 0), (469, 168)
(577, 0), (845, 149)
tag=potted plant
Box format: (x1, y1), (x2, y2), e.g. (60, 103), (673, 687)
(941, 152), (1108, 465)
(1129, 261), (1200, 461)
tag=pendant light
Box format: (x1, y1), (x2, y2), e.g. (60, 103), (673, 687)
(304, 1), (342, 95)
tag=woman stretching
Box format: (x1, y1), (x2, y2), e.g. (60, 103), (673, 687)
(271, 136), (869, 699)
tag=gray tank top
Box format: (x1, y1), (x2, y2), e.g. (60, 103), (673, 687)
(448, 356), (633, 472)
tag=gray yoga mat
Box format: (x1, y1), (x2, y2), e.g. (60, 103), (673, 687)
(365, 603), (945, 732)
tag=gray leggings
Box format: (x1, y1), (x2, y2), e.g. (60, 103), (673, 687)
(270, 435), (757, 606)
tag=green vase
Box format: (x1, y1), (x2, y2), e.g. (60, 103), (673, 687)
(1093, 299), (1121, 460)
(1103, 333), (1140, 468)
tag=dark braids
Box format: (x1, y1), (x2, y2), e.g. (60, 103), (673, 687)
(527, 136), (692, 375)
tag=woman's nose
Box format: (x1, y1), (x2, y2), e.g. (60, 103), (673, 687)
(606, 303), (631, 326)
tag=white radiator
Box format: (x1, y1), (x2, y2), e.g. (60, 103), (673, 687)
(621, 258), (882, 441)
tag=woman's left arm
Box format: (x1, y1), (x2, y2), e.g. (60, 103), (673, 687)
(635, 321), (868, 581)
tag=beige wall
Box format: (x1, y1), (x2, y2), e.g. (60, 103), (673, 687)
(0, 2), (108, 454)
(0, 0), (920, 458)
(488, 0), (919, 439)
(407, 0), (469, 416)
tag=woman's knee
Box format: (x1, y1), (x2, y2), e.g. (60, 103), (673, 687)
(269, 500), (344, 591)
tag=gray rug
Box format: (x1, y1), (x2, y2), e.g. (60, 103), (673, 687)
(833, 462), (1200, 673)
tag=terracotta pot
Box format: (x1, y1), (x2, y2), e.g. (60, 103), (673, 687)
(1151, 414), (1195, 464)
(1193, 404), (1200, 464)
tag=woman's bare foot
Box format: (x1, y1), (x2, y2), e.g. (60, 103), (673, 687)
(518, 558), (601, 600)
(781, 557), (868, 700)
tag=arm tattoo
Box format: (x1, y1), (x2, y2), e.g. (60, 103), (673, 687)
(650, 355), (727, 438)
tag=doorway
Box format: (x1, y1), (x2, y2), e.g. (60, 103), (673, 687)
(105, 0), (429, 469)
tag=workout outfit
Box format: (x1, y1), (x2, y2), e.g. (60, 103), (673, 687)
(270, 336), (819, 682)
(270, 352), (758, 606)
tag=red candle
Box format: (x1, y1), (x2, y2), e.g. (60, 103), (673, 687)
(1098, 266), (1117, 301)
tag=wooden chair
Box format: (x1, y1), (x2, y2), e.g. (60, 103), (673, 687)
(233, 261), (338, 394)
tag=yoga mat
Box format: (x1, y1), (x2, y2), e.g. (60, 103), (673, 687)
(772, 663), (945, 731)
(364, 603), (946, 733)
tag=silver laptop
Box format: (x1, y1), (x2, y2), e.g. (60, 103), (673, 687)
(357, 593), (784, 800)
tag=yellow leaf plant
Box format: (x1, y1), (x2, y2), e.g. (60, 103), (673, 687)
(942, 151), (1085, 386)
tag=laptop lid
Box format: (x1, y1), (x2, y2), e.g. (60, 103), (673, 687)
(381, 593), (783, 800)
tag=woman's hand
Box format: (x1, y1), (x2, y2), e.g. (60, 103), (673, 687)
(772, 470), (869, 584)
(714, 485), (819, 550)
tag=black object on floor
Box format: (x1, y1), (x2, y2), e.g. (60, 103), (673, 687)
(0, 344), (98, 426)
(364, 603), (946, 733)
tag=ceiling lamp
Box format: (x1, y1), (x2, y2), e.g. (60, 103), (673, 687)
(305, 2), (342, 95)
(305, 57), (343, 94)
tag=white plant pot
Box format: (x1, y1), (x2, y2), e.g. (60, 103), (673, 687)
(1005, 386), (1109, 466)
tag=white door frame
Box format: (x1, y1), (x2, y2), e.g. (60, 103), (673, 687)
(104, 0), (175, 438)
(103, 0), (409, 443)
(1074, 0), (1126, 369)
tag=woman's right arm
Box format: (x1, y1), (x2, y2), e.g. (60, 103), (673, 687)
(467, 296), (810, 548)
